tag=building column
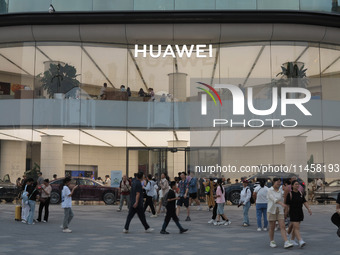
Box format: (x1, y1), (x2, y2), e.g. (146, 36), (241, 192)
(0, 140), (27, 180)
(41, 135), (64, 179)
(284, 136), (308, 194)
(167, 140), (188, 179)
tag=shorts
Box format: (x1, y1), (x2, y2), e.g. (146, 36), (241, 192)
(217, 203), (224, 215)
(267, 208), (284, 221)
(189, 193), (197, 199)
(177, 197), (189, 208)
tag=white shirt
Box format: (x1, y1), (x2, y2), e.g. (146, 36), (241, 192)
(239, 186), (251, 205)
(254, 185), (268, 204)
(267, 187), (284, 214)
(145, 180), (156, 197)
(61, 186), (72, 208)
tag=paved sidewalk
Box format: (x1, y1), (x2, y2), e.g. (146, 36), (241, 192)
(0, 202), (339, 255)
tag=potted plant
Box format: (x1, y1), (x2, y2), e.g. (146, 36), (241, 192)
(39, 62), (80, 99)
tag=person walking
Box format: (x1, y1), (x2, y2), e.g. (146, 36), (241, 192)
(188, 171), (202, 210)
(123, 172), (154, 233)
(157, 173), (169, 215)
(37, 179), (52, 223)
(267, 178), (293, 249)
(160, 181), (188, 234)
(117, 175), (131, 212)
(285, 180), (312, 247)
(204, 178), (215, 211)
(214, 179), (231, 226)
(37, 172), (44, 185)
(144, 174), (157, 217)
(238, 180), (251, 227)
(61, 177), (78, 233)
(253, 179), (268, 231)
(176, 172), (190, 221)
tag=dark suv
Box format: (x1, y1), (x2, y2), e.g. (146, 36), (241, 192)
(0, 174), (19, 202)
(50, 177), (119, 205)
(224, 173), (305, 205)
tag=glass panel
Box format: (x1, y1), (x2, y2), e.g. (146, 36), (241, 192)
(0, 0), (8, 13)
(134, 0), (174, 10)
(52, 0), (92, 12)
(216, 0), (256, 10)
(300, 0), (333, 12)
(8, 0), (47, 12)
(257, 0), (299, 10)
(175, 0), (215, 10)
(93, 0), (133, 11)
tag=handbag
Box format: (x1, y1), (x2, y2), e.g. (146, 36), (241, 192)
(39, 197), (47, 203)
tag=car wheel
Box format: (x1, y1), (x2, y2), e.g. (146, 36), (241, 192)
(4, 198), (14, 203)
(229, 191), (241, 205)
(50, 191), (61, 204)
(103, 192), (115, 205)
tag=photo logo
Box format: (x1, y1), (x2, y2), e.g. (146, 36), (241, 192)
(196, 82), (222, 115)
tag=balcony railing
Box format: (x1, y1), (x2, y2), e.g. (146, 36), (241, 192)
(0, 0), (339, 15)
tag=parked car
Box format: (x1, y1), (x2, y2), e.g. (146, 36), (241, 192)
(49, 177), (119, 205)
(224, 173), (305, 205)
(314, 179), (340, 203)
(0, 174), (20, 202)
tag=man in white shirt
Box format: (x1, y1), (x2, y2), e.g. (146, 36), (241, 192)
(238, 180), (251, 227)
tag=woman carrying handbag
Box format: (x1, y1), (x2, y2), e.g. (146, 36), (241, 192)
(37, 179), (52, 223)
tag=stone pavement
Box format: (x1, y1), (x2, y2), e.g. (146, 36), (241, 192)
(0, 202), (339, 255)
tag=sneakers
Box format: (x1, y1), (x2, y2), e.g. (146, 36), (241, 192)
(21, 220), (27, 224)
(160, 230), (169, 234)
(42, 220), (47, 223)
(63, 228), (72, 233)
(224, 220), (231, 226)
(290, 240), (299, 246)
(218, 221), (226, 226)
(263, 228), (268, 231)
(197, 207), (202, 211)
(145, 228), (154, 233)
(270, 241), (277, 248)
(117, 209), (121, 212)
(123, 229), (128, 233)
(208, 219), (215, 224)
(299, 240), (306, 248)
(284, 241), (293, 249)
(185, 216), (191, 221)
(150, 214), (158, 218)
(257, 228), (262, 231)
(180, 229), (188, 234)
(213, 221), (219, 226)
(242, 223), (249, 227)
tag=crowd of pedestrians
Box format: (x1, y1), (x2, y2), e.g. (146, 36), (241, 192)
(14, 171), (340, 249)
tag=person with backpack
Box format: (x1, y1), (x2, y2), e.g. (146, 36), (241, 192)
(144, 174), (157, 217)
(331, 192), (340, 237)
(176, 172), (191, 221)
(238, 180), (252, 227)
(160, 181), (188, 234)
(253, 179), (269, 231)
(188, 171), (202, 211)
(26, 181), (40, 225)
(204, 178), (215, 211)
(117, 175), (131, 212)
(157, 173), (169, 215)
(285, 180), (312, 247)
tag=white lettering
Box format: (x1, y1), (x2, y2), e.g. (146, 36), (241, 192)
(134, 44), (147, 58)
(175, 45), (194, 58)
(281, 88), (312, 116)
(196, 44), (206, 58)
(149, 45), (162, 58)
(163, 45), (176, 58)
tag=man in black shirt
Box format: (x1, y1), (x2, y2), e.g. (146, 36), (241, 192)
(331, 192), (340, 237)
(123, 172), (154, 233)
(160, 181), (188, 234)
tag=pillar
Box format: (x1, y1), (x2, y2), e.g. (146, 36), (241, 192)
(168, 72), (187, 102)
(40, 135), (64, 178)
(0, 140), (26, 180)
(167, 140), (188, 179)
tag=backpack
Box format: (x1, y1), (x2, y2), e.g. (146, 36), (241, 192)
(205, 185), (210, 195)
(246, 187), (255, 204)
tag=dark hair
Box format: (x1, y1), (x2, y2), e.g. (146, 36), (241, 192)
(32, 181), (38, 187)
(273, 177), (280, 183)
(217, 179), (224, 193)
(137, 172), (144, 179)
(170, 181), (176, 188)
(27, 178), (34, 183)
(182, 172), (186, 176)
(44, 179), (49, 183)
(53, 174), (57, 178)
(259, 179), (265, 188)
(291, 180), (298, 190)
(147, 174), (152, 180)
(63, 177), (71, 185)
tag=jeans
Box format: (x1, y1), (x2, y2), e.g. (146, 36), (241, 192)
(27, 200), (36, 224)
(119, 194), (130, 210)
(256, 203), (268, 228)
(63, 208), (74, 229)
(124, 205), (150, 231)
(38, 197), (50, 222)
(161, 209), (184, 231)
(243, 201), (251, 225)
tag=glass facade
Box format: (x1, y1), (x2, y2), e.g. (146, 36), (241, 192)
(0, 0), (338, 14)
